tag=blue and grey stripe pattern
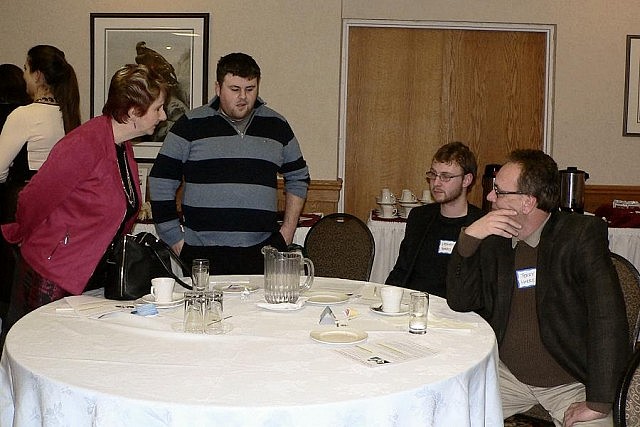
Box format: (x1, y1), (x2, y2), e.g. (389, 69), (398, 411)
(149, 97), (310, 248)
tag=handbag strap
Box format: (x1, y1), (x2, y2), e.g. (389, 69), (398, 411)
(136, 232), (193, 290)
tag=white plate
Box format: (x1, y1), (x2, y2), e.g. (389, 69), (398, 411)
(370, 303), (409, 316)
(306, 292), (350, 305)
(256, 301), (305, 311)
(310, 327), (368, 345)
(141, 292), (185, 308)
(211, 282), (260, 294)
(376, 214), (398, 219)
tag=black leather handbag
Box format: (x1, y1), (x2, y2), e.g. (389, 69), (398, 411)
(101, 232), (191, 300)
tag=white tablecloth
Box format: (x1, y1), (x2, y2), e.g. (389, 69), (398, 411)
(0, 277), (502, 427)
(366, 219), (407, 284)
(367, 217), (640, 283)
(608, 228), (640, 272)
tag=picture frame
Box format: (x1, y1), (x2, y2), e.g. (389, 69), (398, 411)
(91, 12), (209, 158)
(624, 35), (640, 136)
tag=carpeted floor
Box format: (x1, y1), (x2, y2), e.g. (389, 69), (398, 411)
(504, 414), (555, 427)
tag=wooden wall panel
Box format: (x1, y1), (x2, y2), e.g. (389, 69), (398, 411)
(584, 185), (640, 214)
(277, 179), (342, 215)
(345, 27), (546, 221)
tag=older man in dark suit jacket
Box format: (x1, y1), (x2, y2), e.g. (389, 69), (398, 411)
(447, 149), (628, 427)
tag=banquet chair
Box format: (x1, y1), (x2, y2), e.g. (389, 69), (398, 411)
(610, 252), (640, 351)
(613, 348), (640, 427)
(303, 213), (375, 281)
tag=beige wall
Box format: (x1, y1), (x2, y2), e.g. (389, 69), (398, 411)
(1, 1), (639, 185)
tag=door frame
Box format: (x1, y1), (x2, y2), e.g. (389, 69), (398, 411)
(338, 19), (556, 211)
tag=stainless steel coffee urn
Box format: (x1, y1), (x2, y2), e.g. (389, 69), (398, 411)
(559, 166), (589, 213)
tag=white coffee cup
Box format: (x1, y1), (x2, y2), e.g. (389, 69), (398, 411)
(380, 286), (403, 313)
(379, 203), (397, 218)
(400, 203), (420, 218)
(400, 189), (416, 202)
(421, 189), (433, 203)
(151, 277), (175, 303)
(380, 188), (395, 203)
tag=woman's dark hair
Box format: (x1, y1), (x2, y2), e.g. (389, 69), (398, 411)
(102, 64), (167, 124)
(0, 64), (30, 105)
(27, 45), (81, 133)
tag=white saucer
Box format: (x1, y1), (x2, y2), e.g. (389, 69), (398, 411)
(376, 214), (398, 219)
(141, 292), (185, 308)
(310, 327), (368, 345)
(369, 303), (409, 316)
(305, 292), (350, 305)
(256, 300), (306, 311)
(211, 282), (260, 294)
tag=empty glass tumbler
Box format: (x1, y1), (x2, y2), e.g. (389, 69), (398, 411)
(192, 259), (210, 291)
(409, 292), (429, 334)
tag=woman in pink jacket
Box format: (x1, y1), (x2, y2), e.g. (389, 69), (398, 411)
(1, 64), (167, 339)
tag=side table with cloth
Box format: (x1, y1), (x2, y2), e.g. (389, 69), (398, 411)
(0, 277), (502, 426)
(367, 213), (407, 284)
(367, 212), (640, 284)
(608, 227), (640, 273)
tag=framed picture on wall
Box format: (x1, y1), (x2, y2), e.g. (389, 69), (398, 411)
(90, 12), (209, 158)
(624, 35), (640, 136)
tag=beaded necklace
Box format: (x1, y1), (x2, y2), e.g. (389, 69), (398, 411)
(34, 96), (57, 104)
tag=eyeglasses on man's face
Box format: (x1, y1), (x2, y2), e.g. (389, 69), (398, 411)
(492, 182), (526, 197)
(425, 171), (464, 183)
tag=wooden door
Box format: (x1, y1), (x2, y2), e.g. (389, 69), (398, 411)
(344, 27), (546, 221)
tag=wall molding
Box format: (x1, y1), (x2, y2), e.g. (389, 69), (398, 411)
(277, 178), (343, 214)
(585, 185), (640, 213)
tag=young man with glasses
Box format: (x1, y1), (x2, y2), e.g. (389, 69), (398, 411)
(447, 149), (628, 426)
(385, 141), (483, 297)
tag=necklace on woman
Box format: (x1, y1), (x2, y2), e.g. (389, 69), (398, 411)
(122, 156), (136, 207)
(116, 145), (136, 207)
(34, 96), (57, 104)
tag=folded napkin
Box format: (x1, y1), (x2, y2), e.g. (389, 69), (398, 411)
(256, 299), (306, 311)
(62, 295), (135, 318)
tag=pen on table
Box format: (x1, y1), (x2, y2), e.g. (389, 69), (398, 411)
(356, 344), (373, 353)
(378, 342), (407, 355)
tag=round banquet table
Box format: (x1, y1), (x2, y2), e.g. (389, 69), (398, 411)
(0, 277), (502, 427)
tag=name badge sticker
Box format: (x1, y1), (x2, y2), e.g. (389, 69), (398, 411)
(438, 240), (456, 254)
(516, 268), (536, 288)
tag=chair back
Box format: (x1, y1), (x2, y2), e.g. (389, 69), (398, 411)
(614, 349), (640, 427)
(303, 213), (375, 281)
(610, 252), (640, 351)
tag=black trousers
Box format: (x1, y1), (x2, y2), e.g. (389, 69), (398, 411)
(180, 232), (287, 275)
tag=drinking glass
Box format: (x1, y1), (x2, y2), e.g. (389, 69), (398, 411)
(183, 291), (205, 334)
(409, 292), (429, 334)
(192, 259), (210, 291)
